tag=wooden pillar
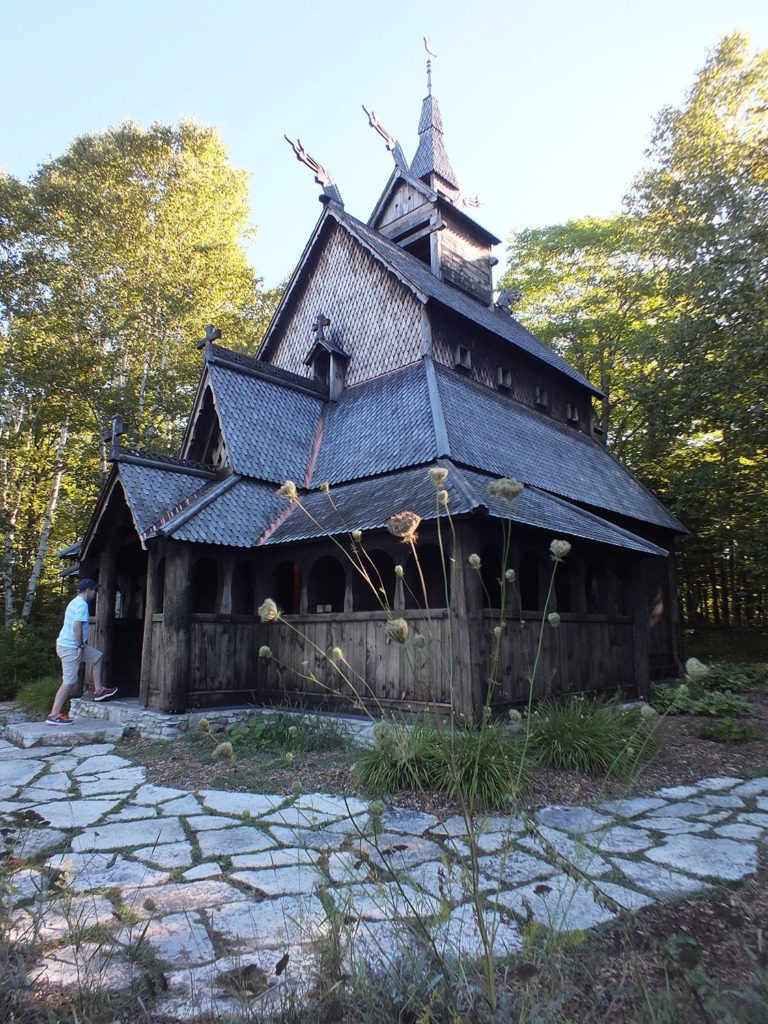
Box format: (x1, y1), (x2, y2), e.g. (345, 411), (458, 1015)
(161, 541), (192, 713)
(631, 559), (651, 700)
(139, 541), (161, 707)
(219, 554), (233, 616)
(667, 541), (684, 676)
(95, 547), (117, 691)
(450, 525), (485, 722)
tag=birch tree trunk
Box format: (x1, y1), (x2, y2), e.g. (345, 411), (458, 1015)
(20, 416), (70, 625)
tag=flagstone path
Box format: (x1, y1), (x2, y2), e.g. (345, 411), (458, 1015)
(1, 723), (766, 1021)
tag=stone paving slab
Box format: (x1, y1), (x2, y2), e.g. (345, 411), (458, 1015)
(1, 726), (767, 1023)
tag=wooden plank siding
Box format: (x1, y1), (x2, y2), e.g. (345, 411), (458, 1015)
(267, 223), (423, 388)
(144, 607), (637, 712)
(486, 611), (638, 705)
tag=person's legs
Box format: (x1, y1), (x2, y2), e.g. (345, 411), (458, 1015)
(83, 646), (103, 691)
(50, 645), (78, 718)
(84, 646), (117, 700)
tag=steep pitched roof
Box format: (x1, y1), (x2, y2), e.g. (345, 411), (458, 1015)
(300, 358), (682, 532)
(410, 92), (458, 188)
(260, 203), (601, 397)
(205, 359), (323, 483)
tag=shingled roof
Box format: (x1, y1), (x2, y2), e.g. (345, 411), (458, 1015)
(109, 343), (681, 555)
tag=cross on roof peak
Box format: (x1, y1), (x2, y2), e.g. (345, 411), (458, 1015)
(312, 312), (331, 342)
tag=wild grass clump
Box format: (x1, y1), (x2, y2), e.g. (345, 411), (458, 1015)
(15, 676), (60, 716)
(528, 695), (657, 778)
(353, 720), (443, 795)
(354, 718), (529, 808)
(442, 722), (530, 807)
(228, 711), (347, 754)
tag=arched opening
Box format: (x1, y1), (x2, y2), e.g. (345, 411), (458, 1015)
(614, 567), (630, 616)
(232, 561), (256, 615)
(586, 562), (605, 613)
(404, 544), (449, 610)
(191, 557), (219, 613)
(479, 543), (504, 609)
(519, 550), (541, 611)
(271, 561), (302, 615)
(555, 563), (573, 613)
(353, 550), (396, 611)
(307, 556), (346, 613)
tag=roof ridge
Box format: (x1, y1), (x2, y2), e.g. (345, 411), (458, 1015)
(143, 474), (239, 541)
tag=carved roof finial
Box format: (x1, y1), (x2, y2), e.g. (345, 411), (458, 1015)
(362, 105), (409, 171)
(284, 136), (343, 206)
(424, 37), (437, 96)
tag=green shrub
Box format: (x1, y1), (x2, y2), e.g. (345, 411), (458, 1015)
(528, 696), (658, 778)
(649, 682), (691, 715)
(15, 676), (60, 716)
(228, 711), (346, 754)
(701, 662), (767, 692)
(354, 720), (444, 796)
(689, 689), (750, 718)
(698, 717), (761, 743)
(0, 625), (59, 698)
(440, 722), (530, 807)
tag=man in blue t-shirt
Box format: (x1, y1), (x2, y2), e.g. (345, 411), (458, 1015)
(46, 578), (117, 725)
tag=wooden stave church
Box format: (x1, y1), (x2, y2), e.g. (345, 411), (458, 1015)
(75, 76), (685, 719)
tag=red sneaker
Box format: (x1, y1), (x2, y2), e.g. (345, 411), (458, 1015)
(94, 687), (118, 702)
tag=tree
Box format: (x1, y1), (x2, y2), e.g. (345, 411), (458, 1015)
(628, 34), (768, 628)
(1, 122), (274, 628)
(501, 215), (666, 460)
(504, 35), (768, 630)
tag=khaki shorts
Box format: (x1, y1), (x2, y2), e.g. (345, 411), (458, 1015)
(56, 643), (103, 687)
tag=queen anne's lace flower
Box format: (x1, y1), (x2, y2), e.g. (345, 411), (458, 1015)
(685, 657), (710, 683)
(428, 466), (449, 487)
(258, 598), (280, 622)
(387, 511), (421, 543)
(278, 480), (298, 500)
(258, 645), (272, 659)
(549, 539), (572, 562)
(487, 477), (524, 501)
(468, 553), (481, 569)
(385, 618), (409, 644)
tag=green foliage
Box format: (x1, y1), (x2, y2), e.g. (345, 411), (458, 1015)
(1, 122), (279, 626)
(442, 722), (530, 807)
(504, 35), (768, 632)
(0, 624), (58, 697)
(353, 720), (443, 796)
(703, 661), (767, 691)
(15, 675), (59, 715)
(355, 719), (530, 808)
(649, 683), (691, 715)
(528, 696), (658, 777)
(228, 711), (346, 755)
(689, 689), (750, 718)
(698, 717), (761, 743)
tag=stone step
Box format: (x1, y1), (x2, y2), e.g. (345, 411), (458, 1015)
(3, 719), (128, 748)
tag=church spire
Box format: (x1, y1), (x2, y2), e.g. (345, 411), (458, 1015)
(410, 40), (458, 192)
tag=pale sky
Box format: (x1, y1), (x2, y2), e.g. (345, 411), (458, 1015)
(3, 0), (768, 287)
